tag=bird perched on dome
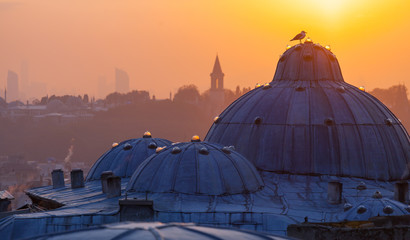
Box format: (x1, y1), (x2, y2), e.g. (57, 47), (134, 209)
(290, 31), (307, 43)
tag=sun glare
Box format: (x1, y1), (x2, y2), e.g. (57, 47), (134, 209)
(311, 0), (346, 13)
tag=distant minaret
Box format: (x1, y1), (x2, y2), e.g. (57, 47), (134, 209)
(208, 55), (226, 117)
(210, 55), (224, 90)
(4, 87), (6, 103)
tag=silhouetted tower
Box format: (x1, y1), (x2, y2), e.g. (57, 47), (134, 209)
(210, 55), (224, 90)
(7, 70), (19, 102)
(208, 55), (226, 117)
(115, 68), (130, 93)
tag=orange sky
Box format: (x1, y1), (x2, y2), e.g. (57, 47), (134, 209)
(0, 0), (409, 99)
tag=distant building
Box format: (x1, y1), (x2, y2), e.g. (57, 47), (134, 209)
(115, 68), (130, 93)
(209, 55), (225, 116)
(6, 70), (19, 102)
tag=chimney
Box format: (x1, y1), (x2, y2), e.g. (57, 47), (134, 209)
(70, 169), (84, 189)
(101, 171), (114, 193)
(106, 176), (121, 198)
(51, 169), (65, 189)
(394, 181), (409, 203)
(327, 181), (343, 204)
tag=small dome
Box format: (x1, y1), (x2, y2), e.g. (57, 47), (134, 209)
(30, 222), (288, 240)
(206, 42), (410, 180)
(273, 42), (343, 82)
(126, 141), (264, 195)
(86, 134), (171, 181)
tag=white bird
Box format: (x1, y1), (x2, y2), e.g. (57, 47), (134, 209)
(290, 31), (307, 43)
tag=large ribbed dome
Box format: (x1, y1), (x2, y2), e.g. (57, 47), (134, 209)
(206, 41), (410, 181)
(126, 140), (264, 195)
(86, 132), (171, 181)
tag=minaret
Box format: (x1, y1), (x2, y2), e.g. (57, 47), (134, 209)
(208, 55), (226, 117)
(210, 55), (224, 90)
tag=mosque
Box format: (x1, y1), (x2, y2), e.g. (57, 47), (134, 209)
(0, 38), (409, 239)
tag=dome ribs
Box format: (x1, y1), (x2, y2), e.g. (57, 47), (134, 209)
(170, 145), (189, 192)
(203, 145), (226, 194)
(281, 84), (300, 172)
(347, 85), (402, 179)
(312, 82), (341, 175)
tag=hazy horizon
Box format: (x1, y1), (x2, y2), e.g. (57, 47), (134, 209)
(0, 0), (409, 100)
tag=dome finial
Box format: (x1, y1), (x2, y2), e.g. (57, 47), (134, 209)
(304, 37), (312, 43)
(191, 135), (201, 142)
(143, 131), (152, 138)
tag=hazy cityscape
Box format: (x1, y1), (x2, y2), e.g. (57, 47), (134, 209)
(1, 55), (409, 210)
(0, 1), (410, 239)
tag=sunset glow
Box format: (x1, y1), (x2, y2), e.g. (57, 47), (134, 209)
(0, 0), (409, 99)
(0, 1), (409, 234)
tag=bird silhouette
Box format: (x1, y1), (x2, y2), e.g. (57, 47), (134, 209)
(290, 31), (307, 43)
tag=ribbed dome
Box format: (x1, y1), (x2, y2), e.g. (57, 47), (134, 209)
(86, 133), (171, 181)
(206, 41), (410, 181)
(31, 222), (288, 240)
(126, 141), (264, 195)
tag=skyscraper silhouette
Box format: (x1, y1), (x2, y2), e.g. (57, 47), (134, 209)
(7, 70), (19, 102)
(115, 68), (130, 93)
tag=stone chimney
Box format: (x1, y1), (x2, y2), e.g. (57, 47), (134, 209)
(51, 169), (65, 189)
(106, 176), (121, 198)
(70, 169), (84, 189)
(101, 171), (114, 193)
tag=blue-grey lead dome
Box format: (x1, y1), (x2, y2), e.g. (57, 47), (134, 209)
(29, 222), (289, 240)
(205, 41), (410, 181)
(126, 141), (264, 195)
(86, 133), (172, 181)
